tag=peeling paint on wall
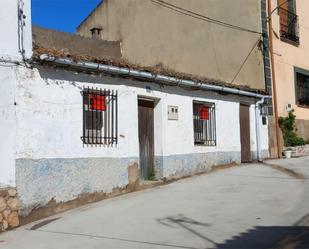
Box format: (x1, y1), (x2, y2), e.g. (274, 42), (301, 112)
(16, 157), (138, 216)
(2, 65), (269, 215)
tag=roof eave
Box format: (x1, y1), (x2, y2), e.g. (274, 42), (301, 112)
(36, 54), (270, 99)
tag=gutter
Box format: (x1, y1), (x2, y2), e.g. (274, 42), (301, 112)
(39, 54), (272, 162)
(39, 54), (270, 99)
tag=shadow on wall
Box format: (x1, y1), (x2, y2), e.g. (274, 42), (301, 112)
(36, 66), (256, 105)
(156, 214), (309, 249)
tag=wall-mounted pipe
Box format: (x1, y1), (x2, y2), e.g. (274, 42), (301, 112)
(39, 54), (271, 99)
(255, 96), (271, 161)
(267, 0), (281, 158)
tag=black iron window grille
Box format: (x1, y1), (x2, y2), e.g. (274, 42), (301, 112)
(296, 72), (309, 107)
(279, 7), (299, 44)
(193, 101), (216, 146)
(82, 87), (118, 146)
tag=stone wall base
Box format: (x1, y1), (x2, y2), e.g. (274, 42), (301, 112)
(285, 144), (309, 157)
(0, 188), (20, 232)
(295, 119), (309, 141)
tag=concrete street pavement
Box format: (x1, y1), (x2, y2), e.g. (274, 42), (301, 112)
(1, 163), (309, 249)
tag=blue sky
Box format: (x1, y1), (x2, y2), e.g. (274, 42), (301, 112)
(31, 0), (102, 33)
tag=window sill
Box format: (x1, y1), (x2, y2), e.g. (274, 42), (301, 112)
(280, 37), (300, 47)
(194, 144), (217, 147)
(296, 104), (309, 109)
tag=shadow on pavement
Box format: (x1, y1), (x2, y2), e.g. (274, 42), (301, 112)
(215, 226), (309, 249)
(157, 214), (309, 249)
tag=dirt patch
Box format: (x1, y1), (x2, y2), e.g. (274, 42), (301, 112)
(148, 162), (239, 185)
(210, 162), (238, 173)
(20, 187), (130, 226)
(128, 163), (140, 191)
(30, 218), (60, 230)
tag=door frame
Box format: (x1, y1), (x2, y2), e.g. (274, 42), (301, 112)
(239, 103), (252, 163)
(137, 97), (156, 179)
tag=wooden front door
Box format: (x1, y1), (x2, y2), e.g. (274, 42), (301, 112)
(138, 99), (154, 179)
(239, 104), (251, 162)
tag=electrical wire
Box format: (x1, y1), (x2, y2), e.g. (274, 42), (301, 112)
(230, 35), (262, 84)
(17, 0), (31, 68)
(150, 0), (262, 35)
(0, 58), (21, 67)
(151, 0), (263, 86)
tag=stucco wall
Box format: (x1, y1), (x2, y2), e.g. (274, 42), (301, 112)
(270, 0), (309, 122)
(0, 0), (32, 187)
(14, 67), (269, 160)
(0, 0), (32, 61)
(13, 66), (269, 214)
(77, 0), (265, 90)
(0, 67), (17, 187)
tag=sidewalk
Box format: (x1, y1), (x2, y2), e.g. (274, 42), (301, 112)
(265, 156), (309, 179)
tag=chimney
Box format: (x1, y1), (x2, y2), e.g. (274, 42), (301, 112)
(90, 26), (103, 40)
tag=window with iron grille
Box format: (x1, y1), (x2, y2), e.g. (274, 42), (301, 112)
(278, 0), (299, 45)
(82, 87), (118, 145)
(295, 68), (309, 107)
(193, 101), (216, 146)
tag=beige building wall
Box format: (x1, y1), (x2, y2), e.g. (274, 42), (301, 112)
(270, 0), (309, 140)
(77, 0), (265, 91)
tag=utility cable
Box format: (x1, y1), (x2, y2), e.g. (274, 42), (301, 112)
(17, 0), (32, 68)
(151, 0), (261, 35)
(230, 35), (262, 84)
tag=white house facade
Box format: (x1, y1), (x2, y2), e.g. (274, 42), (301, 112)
(0, 0), (269, 229)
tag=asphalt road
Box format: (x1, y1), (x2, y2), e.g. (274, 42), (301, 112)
(1, 161), (309, 249)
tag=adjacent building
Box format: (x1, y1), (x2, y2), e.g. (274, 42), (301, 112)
(77, 0), (266, 92)
(268, 0), (309, 151)
(77, 0), (309, 156)
(0, 0), (270, 230)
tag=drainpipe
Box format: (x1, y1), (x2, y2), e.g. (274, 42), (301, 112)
(255, 97), (271, 161)
(267, 0), (281, 158)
